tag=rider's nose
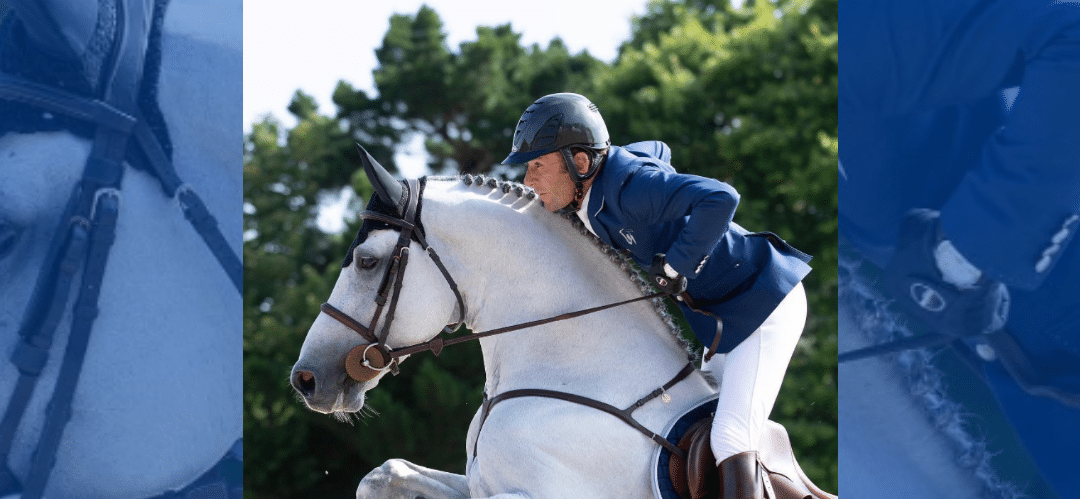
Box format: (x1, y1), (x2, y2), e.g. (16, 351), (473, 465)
(291, 369), (317, 399)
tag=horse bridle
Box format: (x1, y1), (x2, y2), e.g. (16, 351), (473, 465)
(320, 178), (467, 381)
(0, 1), (242, 497)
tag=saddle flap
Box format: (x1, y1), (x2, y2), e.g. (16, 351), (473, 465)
(674, 419), (715, 498)
(758, 421), (837, 499)
(665, 417), (834, 499)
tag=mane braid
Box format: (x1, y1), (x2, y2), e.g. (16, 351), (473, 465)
(560, 211), (695, 362)
(436, 175), (695, 361)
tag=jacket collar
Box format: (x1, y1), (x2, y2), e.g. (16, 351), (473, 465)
(581, 145), (641, 245)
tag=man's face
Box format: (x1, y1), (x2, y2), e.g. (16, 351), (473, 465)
(524, 151), (577, 212)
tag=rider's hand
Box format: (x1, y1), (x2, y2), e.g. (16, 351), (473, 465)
(883, 209), (1010, 337)
(648, 254), (688, 295)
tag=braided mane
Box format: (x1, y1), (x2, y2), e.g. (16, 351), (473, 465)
(426, 174), (695, 361)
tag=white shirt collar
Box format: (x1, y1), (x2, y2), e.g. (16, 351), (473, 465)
(575, 186), (597, 237)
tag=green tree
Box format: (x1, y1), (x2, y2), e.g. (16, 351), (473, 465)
(366, 5), (604, 173)
(244, 1), (837, 496)
(597, 0), (837, 482)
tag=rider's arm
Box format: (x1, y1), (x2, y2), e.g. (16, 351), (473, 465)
(618, 166), (739, 279)
(939, 24), (1080, 291)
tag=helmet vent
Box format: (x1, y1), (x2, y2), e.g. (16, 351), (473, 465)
(532, 113), (563, 149)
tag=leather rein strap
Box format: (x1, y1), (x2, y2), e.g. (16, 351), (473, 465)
(389, 290), (668, 359)
(0, 1), (149, 495)
(318, 182), (707, 462)
(318, 181), (716, 464)
(319, 177), (686, 374)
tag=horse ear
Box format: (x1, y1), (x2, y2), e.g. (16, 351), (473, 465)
(356, 144), (404, 215)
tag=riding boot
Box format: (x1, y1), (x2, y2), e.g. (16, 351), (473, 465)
(718, 451), (765, 499)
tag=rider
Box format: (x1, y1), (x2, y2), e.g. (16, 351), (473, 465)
(841, 1), (1080, 495)
(504, 92), (813, 498)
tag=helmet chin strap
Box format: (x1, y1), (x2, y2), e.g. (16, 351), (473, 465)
(560, 147), (601, 211)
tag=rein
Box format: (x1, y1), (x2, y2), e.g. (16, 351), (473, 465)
(318, 173), (718, 462)
(323, 290), (668, 369)
(318, 178), (699, 382)
(387, 290), (669, 358)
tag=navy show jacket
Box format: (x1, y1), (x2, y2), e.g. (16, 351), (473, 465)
(582, 142), (812, 353)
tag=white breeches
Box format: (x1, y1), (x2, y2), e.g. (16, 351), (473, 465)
(706, 282), (806, 464)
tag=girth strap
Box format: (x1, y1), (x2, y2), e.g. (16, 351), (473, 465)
(474, 363), (697, 460)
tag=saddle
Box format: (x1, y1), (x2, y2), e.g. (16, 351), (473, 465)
(667, 418), (837, 499)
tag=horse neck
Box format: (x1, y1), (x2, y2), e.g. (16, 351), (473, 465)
(421, 179), (691, 401)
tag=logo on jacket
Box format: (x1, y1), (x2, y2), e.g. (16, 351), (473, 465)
(619, 228), (636, 245)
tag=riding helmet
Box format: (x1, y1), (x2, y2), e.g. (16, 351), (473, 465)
(503, 93), (610, 166)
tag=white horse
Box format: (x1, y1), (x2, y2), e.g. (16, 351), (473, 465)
(292, 156), (833, 498)
(838, 250), (1032, 499)
(0, 0), (241, 497)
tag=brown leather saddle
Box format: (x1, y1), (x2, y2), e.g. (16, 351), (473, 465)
(667, 417), (837, 499)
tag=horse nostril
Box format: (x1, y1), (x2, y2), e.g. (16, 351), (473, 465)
(293, 370), (316, 398)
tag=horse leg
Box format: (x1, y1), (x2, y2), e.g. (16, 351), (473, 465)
(356, 459), (529, 499)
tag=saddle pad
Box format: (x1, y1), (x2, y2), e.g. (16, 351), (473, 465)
(653, 398), (835, 499)
(655, 397), (718, 499)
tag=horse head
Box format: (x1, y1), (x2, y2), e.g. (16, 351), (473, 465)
(291, 146), (463, 414)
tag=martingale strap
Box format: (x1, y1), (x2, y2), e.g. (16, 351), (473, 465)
(474, 364), (697, 460)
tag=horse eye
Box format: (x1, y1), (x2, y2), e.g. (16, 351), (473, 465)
(359, 256), (379, 270)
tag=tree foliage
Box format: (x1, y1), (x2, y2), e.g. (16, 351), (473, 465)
(244, 0), (837, 496)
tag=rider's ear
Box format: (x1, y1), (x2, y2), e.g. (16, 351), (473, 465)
(357, 144), (405, 216)
(573, 150), (591, 175)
